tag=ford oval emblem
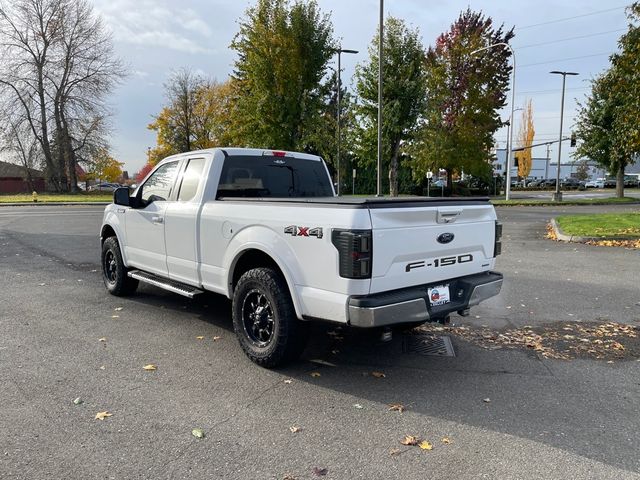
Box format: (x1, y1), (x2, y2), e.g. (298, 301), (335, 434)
(437, 232), (455, 244)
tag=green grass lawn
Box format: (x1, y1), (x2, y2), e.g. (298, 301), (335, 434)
(556, 213), (640, 238)
(0, 192), (113, 203)
(492, 196), (639, 206)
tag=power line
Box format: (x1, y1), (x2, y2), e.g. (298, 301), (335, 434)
(517, 5), (627, 30)
(519, 52), (611, 68)
(515, 28), (625, 49)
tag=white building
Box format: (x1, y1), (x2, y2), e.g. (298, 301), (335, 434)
(494, 149), (607, 182)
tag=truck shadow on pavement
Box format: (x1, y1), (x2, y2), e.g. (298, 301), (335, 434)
(124, 286), (640, 475)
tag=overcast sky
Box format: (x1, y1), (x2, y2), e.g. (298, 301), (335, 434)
(92, 0), (630, 174)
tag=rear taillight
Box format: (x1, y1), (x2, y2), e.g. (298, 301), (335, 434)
(331, 229), (372, 279)
(494, 221), (503, 257)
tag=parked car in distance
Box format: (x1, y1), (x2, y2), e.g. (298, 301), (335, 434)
(623, 175), (640, 188)
(604, 178), (617, 188)
(543, 178), (557, 188)
(89, 183), (120, 192)
(560, 178), (586, 190)
(527, 179), (546, 188)
(585, 179), (604, 188)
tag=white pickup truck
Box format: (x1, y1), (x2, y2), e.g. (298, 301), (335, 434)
(100, 148), (503, 367)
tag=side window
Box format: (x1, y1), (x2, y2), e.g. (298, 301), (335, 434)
(140, 161), (179, 205)
(177, 158), (205, 202)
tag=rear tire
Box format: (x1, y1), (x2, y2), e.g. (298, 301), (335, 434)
(232, 267), (308, 368)
(101, 236), (138, 296)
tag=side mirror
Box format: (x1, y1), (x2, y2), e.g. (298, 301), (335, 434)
(113, 187), (130, 206)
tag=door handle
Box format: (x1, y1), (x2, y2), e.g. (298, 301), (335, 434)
(152, 216), (164, 224)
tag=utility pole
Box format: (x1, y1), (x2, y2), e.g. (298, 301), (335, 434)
(545, 143), (551, 180)
(376, 0), (384, 197)
(550, 70), (579, 202)
(333, 48), (358, 196)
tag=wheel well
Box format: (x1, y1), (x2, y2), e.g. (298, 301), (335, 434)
(231, 249), (283, 291)
(101, 225), (116, 243)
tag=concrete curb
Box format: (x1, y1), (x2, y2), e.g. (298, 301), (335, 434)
(550, 218), (637, 243)
(0, 202), (109, 207)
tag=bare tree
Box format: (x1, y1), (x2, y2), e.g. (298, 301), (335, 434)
(0, 0), (124, 192)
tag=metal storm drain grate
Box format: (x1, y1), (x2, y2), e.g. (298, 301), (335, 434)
(403, 334), (456, 357)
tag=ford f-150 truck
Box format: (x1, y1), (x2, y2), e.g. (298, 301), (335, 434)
(100, 148), (503, 367)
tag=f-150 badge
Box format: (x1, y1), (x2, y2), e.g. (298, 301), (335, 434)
(284, 225), (323, 238)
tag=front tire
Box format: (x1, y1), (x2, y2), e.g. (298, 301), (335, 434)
(232, 268), (308, 368)
(101, 236), (138, 296)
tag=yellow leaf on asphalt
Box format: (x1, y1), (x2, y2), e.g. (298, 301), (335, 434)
(400, 435), (419, 446)
(196, 336), (204, 340)
(389, 448), (401, 456)
(191, 428), (205, 438)
(371, 371), (386, 378)
(441, 437), (452, 444)
(388, 403), (405, 413)
(143, 364), (157, 371)
(95, 411), (112, 420)
(418, 440), (433, 450)
(213, 336), (222, 341)
(310, 372), (321, 378)
(98, 338), (106, 342)
(289, 426), (300, 433)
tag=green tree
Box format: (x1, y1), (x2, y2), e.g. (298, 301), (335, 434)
(574, 4), (639, 198)
(412, 8), (514, 189)
(354, 17), (426, 196)
(230, 0), (335, 151)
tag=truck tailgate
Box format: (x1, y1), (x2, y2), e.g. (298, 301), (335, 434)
(369, 203), (497, 294)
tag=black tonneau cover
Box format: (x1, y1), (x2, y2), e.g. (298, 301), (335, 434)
(216, 196), (490, 208)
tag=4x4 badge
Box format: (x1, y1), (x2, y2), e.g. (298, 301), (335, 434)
(284, 226), (323, 238)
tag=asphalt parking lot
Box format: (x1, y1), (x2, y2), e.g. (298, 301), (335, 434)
(1, 204), (639, 479)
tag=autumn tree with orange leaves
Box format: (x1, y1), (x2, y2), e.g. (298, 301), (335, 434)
(515, 99), (535, 179)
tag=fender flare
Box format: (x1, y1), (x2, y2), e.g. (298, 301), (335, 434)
(224, 228), (304, 320)
(100, 213), (129, 266)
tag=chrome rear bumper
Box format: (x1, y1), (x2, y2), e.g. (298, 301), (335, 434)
(348, 272), (503, 328)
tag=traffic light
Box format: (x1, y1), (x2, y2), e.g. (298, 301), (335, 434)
(570, 132), (576, 147)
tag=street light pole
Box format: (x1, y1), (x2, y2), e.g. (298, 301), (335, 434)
(550, 70), (579, 202)
(376, 0), (384, 197)
(334, 48), (358, 196)
(470, 42), (516, 200)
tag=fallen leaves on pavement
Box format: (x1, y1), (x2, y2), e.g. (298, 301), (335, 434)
(95, 411), (112, 420)
(196, 336), (204, 340)
(371, 371), (386, 378)
(418, 440), (433, 451)
(142, 364), (157, 371)
(213, 336), (222, 341)
(441, 437), (452, 444)
(388, 403), (405, 413)
(289, 426), (301, 433)
(73, 397), (83, 405)
(310, 372), (321, 378)
(418, 321), (639, 361)
(312, 467), (328, 476)
(587, 239), (640, 249)
(191, 428), (205, 439)
(400, 435), (419, 446)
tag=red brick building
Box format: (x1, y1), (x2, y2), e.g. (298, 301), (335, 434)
(0, 161), (46, 193)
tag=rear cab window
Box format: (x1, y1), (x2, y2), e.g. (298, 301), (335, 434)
(217, 155), (333, 198)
